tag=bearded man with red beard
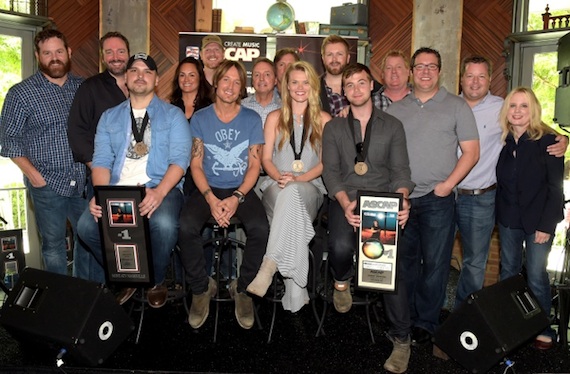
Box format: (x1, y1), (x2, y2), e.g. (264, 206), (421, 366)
(0, 29), (87, 277)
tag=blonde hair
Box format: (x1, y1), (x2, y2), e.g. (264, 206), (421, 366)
(499, 86), (555, 143)
(380, 49), (410, 71)
(277, 61), (322, 152)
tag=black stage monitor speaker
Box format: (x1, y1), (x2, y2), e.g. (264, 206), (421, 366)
(433, 274), (549, 373)
(0, 267), (134, 366)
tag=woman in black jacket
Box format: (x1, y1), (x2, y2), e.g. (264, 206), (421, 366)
(496, 86), (564, 350)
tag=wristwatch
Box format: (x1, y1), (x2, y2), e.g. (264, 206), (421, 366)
(232, 190), (245, 204)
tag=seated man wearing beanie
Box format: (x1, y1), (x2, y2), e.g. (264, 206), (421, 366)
(77, 52), (191, 308)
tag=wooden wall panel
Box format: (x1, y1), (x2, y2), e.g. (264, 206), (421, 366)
(49, 0), (194, 99)
(48, 0), (100, 78)
(150, 1), (195, 100)
(369, 0), (512, 99)
(462, 0), (513, 99)
(368, 1), (413, 82)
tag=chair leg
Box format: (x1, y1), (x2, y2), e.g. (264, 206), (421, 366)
(364, 294), (375, 344)
(134, 289), (145, 344)
(268, 301), (278, 343)
(312, 299), (324, 336)
(213, 298), (220, 343)
(316, 300), (328, 337)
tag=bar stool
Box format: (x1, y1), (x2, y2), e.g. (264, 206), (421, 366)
(265, 248), (322, 343)
(203, 216), (261, 342)
(315, 210), (379, 343)
(129, 247), (188, 344)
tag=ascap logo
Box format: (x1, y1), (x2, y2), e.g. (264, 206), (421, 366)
(223, 41), (261, 62)
(362, 200), (398, 209)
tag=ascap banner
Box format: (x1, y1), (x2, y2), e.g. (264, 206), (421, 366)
(179, 32), (267, 94)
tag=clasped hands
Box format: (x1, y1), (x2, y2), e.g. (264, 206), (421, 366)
(209, 195), (239, 228)
(277, 172), (296, 189)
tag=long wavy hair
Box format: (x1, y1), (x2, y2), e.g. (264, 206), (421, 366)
(277, 61), (322, 152)
(169, 57), (211, 112)
(499, 86), (555, 143)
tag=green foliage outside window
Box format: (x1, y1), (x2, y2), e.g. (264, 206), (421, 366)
(0, 34), (22, 109)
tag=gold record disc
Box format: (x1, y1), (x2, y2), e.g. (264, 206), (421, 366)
(134, 142), (148, 156)
(292, 160), (304, 172)
(354, 162), (368, 175)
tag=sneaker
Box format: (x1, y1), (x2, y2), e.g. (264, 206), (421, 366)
(188, 277), (217, 329)
(333, 280), (352, 313)
(229, 279), (254, 329)
(383, 336), (411, 373)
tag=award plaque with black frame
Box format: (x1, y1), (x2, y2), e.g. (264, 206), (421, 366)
(0, 228), (26, 290)
(94, 186), (154, 287)
(355, 190), (402, 292)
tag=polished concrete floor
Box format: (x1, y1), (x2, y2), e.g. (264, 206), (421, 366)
(0, 268), (569, 374)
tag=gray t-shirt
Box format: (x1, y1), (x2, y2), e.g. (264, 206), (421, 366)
(386, 87), (479, 198)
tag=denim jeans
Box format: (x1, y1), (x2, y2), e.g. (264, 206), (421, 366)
(77, 188), (183, 285)
(178, 188), (269, 294)
(400, 191), (455, 333)
(25, 178), (88, 277)
(454, 190), (496, 308)
(327, 198), (411, 339)
(498, 224), (553, 320)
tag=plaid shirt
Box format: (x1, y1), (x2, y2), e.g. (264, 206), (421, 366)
(0, 71), (86, 197)
(323, 81), (349, 117)
(373, 85), (412, 111)
(241, 91), (282, 126)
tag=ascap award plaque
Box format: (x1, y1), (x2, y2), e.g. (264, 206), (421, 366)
(356, 191), (402, 292)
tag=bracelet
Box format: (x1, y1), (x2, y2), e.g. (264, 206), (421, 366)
(202, 188), (212, 197)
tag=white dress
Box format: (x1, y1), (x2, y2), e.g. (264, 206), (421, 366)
(261, 121), (326, 312)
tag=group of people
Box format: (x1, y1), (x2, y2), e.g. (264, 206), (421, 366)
(0, 28), (566, 374)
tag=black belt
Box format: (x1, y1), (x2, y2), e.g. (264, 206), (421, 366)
(457, 184), (496, 196)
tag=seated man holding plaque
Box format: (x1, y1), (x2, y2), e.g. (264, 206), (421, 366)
(77, 53), (191, 308)
(322, 63), (414, 374)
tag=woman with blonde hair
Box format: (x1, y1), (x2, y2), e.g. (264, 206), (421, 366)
(247, 61), (331, 312)
(496, 86), (564, 350)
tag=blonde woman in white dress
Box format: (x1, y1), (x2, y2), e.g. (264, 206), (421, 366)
(247, 61), (331, 312)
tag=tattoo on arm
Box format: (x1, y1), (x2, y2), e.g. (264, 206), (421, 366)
(249, 144), (261, 160)
(191, 138), (204, 159)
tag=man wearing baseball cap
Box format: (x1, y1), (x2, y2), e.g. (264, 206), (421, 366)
(200, 35), (225, 86)
(77, 52), (191, 308)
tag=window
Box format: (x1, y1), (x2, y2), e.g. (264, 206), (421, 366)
(509, 1), (570, 274)
(0, 13), (45, 261)
(513, 0), (570, 33)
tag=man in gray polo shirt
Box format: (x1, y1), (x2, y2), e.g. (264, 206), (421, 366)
(386, 47), (480, 351)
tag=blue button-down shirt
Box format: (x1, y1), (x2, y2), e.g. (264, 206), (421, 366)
(0, 71), (86, 197)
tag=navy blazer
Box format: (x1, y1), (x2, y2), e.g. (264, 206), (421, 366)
(496, 132), (564, 235)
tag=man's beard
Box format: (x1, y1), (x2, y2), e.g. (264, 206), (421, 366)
(39, 59), (71, 79)
(325, 61), (346, 76)
(105, 60), (127, 76)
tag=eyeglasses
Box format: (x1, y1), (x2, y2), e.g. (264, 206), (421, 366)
(413, 63), (439, 71)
